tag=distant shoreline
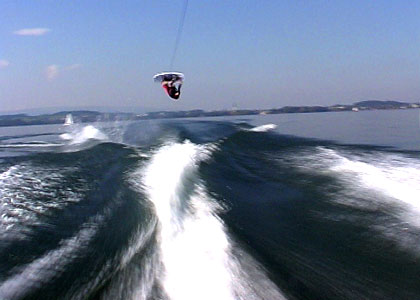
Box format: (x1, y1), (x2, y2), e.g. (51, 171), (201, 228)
(0, 100), (418, 128)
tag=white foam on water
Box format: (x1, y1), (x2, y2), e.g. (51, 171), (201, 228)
(322, 148), (420, 214)
(249, 124), (277, 132)
(300, 147), (420, 255)
(0, 164), (85, 241)
(60, 125), (108, 145)
(140, 141), (234, 300)
(59, 133), (72, 140)
(138, 141), (286, 300)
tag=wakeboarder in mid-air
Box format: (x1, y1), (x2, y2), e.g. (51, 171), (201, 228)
(152, 0), (188, 100)
(153, 72), (184, 100)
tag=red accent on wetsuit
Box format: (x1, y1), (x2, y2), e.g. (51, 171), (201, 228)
(161, 83), (170, 96)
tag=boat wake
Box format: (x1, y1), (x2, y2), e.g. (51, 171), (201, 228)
(132, 141), (286, 300)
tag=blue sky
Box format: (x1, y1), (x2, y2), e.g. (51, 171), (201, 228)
(1, 0), (419, 113)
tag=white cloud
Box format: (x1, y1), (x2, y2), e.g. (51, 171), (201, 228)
(0, 60), (10, 69)
(13, 28), (51, 36)
(66, 64), (82, 70)
(46, 65), (59, 80)
(45, 64), (81, 80)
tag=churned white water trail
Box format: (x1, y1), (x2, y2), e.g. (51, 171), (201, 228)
(141, 141), (235, 300)
(297, 147), (420, 214)
(296, 147), (420, 256)
(139, 141), (286, 300)
(320, 148), (420, 214)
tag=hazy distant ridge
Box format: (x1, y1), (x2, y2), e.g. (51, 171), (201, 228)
(353, 100), (410, 108)
(0, 100), (418, 127)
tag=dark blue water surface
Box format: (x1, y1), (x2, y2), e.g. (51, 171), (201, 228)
(0, 110), (419, 300)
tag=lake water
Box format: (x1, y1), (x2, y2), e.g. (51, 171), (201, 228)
(0, 109), (419, 300)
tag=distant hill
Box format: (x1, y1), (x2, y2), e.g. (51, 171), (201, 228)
(0, 105), (152, 116)
(0, 100), (418, 127)
(49, 111), (101, 117)
(0, 114), (27, 120)
(354, 100), (410, 108)
(0, 111), (136, 127)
